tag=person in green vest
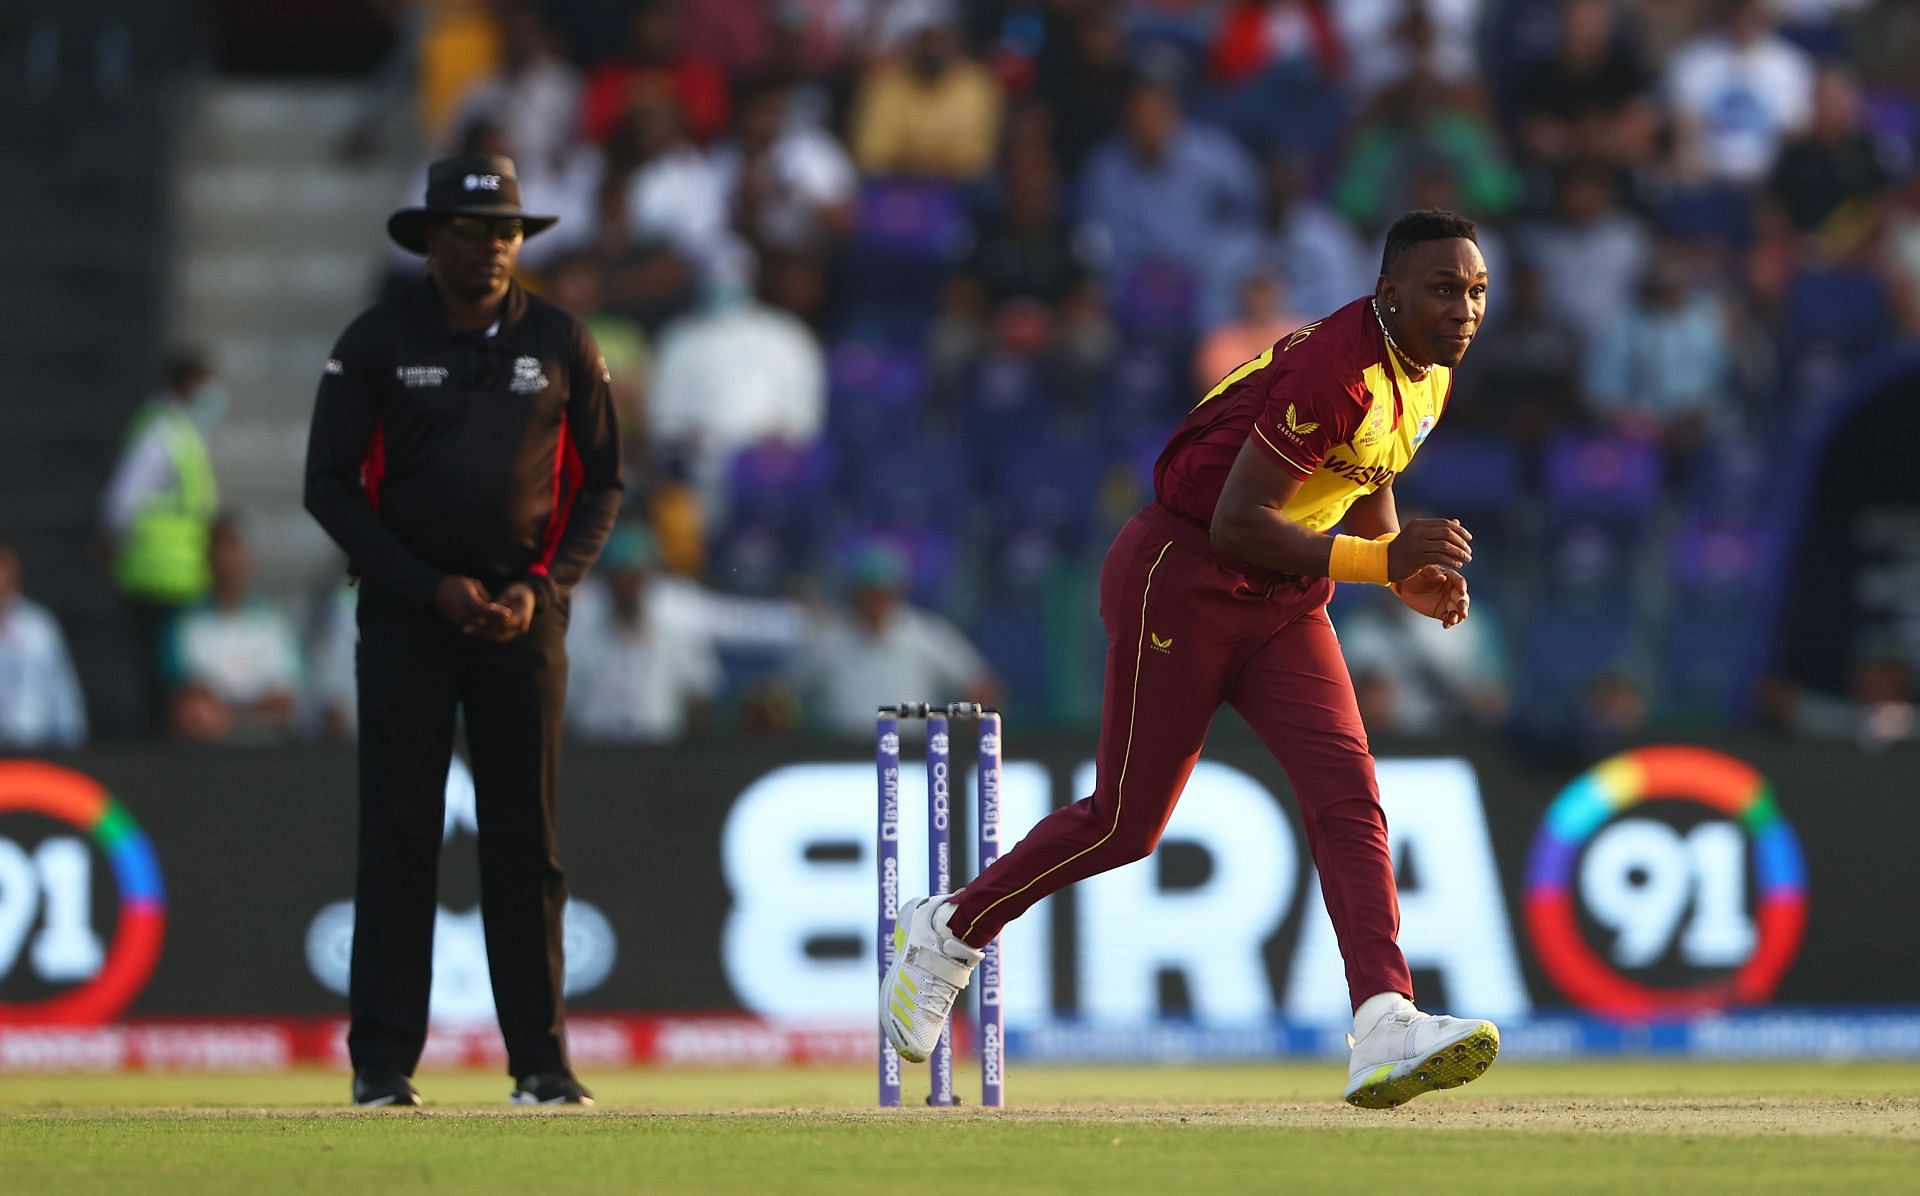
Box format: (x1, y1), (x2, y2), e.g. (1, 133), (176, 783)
(100, 349), (224, 732)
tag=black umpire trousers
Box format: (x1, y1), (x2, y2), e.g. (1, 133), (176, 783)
(347, 592), (572, 1079)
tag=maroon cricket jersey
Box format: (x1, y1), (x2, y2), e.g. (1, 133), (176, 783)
(1153, 297), (1452, 534)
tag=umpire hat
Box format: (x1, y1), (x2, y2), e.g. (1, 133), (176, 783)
(387, 154), (558, 254)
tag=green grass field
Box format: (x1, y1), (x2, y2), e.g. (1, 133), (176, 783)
(2, 1062), (1916, 1194)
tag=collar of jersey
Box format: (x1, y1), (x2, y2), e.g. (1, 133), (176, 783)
(409, 275), (529, 345)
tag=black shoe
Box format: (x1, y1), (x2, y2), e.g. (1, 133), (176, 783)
(510, 1072), (594, 1106)
(352, 1069), (421, 1108)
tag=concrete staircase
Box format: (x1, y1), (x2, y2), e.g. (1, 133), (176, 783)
(168, 81), (414, 598)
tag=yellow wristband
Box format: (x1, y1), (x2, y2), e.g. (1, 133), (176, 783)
(1327, 534), (1391, 584)
(1377, 532), (1401, 592)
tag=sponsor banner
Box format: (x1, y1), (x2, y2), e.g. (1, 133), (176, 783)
(1010, 1009), (1920, 1063)
(2, 735), (1917, 1061)
(7, 1009), (1919, 1072)
(0, 1016), (872, 1073)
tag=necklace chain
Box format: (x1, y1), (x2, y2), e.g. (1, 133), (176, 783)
(1371, 299), (1433, 380)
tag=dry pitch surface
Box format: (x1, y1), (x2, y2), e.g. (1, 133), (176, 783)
(2, 1062), (1916, 1194)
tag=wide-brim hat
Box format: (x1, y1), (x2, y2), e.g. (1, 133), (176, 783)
(387, 153), (558, 254)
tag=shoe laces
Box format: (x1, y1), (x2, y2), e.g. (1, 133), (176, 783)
(908, 956), (963, 1010)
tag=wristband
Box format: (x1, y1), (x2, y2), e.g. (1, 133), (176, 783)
(1376, 532), (1401, 592)
(1328, 534), (1391, 584)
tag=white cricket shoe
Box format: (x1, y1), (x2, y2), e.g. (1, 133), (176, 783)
(880, 896), (983, 1064)
(1344, 1008), (1500, 1109)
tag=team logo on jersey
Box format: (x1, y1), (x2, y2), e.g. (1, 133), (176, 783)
(1280, 403), (1320, 443)
(1282, 321), (1321, 352)
(1413, 415), (1438, 447)
(1354, 400), (1390, 448)
(510, 355), (549, 394)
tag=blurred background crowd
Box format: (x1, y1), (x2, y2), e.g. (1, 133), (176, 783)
(4, 0), (1918, 755)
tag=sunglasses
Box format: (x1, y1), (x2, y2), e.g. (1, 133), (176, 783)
(443, 217), (525, 243)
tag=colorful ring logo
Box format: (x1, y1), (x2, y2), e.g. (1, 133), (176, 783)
(0, 761), (166, 1024)
(1524, 746), (1806, 1018)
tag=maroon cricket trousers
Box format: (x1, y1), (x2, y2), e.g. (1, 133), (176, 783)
(947, 503), (1413, 1010)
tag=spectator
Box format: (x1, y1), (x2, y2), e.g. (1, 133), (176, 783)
(1078, 73), (1262, 305)
(164, 517), (304, 744)
(678, 0), (778, 80)
(1193, 273), (1313, 390)
(443, 1), (581, 173)
(1449, 257), (1584, 446)
(785, 542), (1000, 738)
(1766, 64), (1896, 237)
(307, 583), (358, 741)
(1333, 65), (1521, 232)
(1207, 0), (1350, 158)
(1333, 0), (1484, 101)
(1210, 1), (1347, 88)
(604, 86), (746, 289)
(1509, 0), (1661, 171)
(646, 266), (827, 516)
(1336, 579), (1511, 736)
(1032, 6), (1133, 172)
(541, 251), (650, 442)
(1585, 251), (1738, 454)
(1665, 0), (1815, 186)
(1767, 648), (1917, 751)
(712, 78), (857, 259)
(849, 0), (1003, 179)
(100, 349), (223, 733)
(579, 0), (730, 146)
(565, 524), (721, 743)
(0, 536), (86, 750)
(1517, 162), (1652, 354)
(965, 146), (1087, 306)
(1210, 155), (1374, 325)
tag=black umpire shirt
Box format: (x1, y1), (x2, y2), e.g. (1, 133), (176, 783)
(304, 277), (623, 612)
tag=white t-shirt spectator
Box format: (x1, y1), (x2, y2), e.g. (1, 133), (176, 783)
(648, 299), (827, 511)
(565, 576), (723, 743)
(1336, 597), (1509, 735)
(1333, 0), (1482, 98)
(0, 596), (86, 749)
(624, 148), (750, 288)
(166, 599), (304, 706)
(1666, 30), (1815, 184)
(1518, 212), (1651, 357)
(789, 606), (991, 738)
(446, 56), (583, 175)
(710, 124), (857, 253)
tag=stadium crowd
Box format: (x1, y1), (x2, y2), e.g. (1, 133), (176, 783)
(6, 0), (1918, 753)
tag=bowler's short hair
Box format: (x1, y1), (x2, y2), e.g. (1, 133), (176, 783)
(1381, 210), (1479, 276)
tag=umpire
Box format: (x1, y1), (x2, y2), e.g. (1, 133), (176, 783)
(304, 155), (622, 1107)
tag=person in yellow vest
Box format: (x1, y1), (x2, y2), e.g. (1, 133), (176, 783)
(100, 349), (223, 732)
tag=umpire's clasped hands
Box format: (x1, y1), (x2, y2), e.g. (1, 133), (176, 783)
(432, 575), (537, 642)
